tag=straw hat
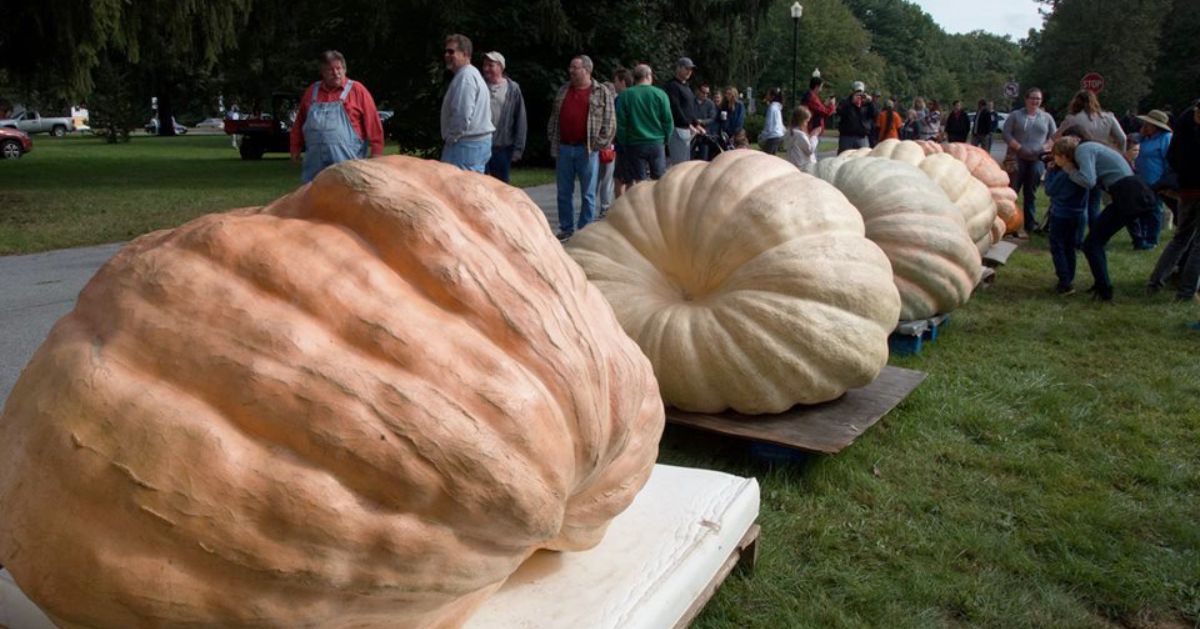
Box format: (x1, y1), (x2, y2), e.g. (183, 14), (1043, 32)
(1136, 109), (1172, 132)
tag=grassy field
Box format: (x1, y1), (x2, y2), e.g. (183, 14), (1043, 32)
(683, 235), (1200, 627)
(2, 135), (1197, 627)
(0, 134), (554, 255)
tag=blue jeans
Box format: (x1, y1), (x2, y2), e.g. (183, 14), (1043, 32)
(485, 145), (514, 182)
(556, 144), (598, 235)
(1014, 159), (1045, 229)
(1049, 214), (1084, 289)
(441, 138), (492, 173)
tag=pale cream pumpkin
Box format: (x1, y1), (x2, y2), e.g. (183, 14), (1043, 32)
(918, 153), (999, 255)
(568, 149), (901, 415)
(940, 142), (1022, 234)
(866, 138), (927, 167)
(808, 156), (983, 321)
(850, 140), (998, 255)
(0, 156), (664, 628)
(992, 216), (1007, 245)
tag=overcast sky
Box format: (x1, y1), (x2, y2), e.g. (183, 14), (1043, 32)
(912, 0), (1044, 41)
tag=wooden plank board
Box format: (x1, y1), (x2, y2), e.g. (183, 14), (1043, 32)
(664, 366), (927, 455)
(671, 524), (761, 629)
(983, 240), (1018, 267)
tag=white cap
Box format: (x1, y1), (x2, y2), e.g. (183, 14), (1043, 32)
(851, 80), (866, 93)
(483, 51), (506, 69)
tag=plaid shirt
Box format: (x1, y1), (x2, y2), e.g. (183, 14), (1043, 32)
(547, 79), (615, 157)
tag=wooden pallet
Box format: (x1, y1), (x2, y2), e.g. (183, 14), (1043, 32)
(664, 366), (927, 456)
(889, 313), (950, 356)
(983, 240), (1018, 267)
(672, 524), (761, 629)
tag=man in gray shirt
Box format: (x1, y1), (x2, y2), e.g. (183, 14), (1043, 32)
(1003, 88), (1057, 234)
(481, 51), (527, 183)
(440, 34), (494, 173)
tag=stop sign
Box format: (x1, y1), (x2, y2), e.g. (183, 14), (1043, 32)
(1081, 72), (1105, 93)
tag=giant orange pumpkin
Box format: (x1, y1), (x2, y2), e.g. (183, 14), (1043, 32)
(0, 157), (664, 628)
(940, 142), (1022, 234)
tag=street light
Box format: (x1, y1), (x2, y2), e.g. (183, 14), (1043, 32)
(791, 2), (803, 107)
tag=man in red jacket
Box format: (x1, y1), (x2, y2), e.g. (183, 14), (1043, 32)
(801, 76), (837, 139)
(290, 50), (385, 182)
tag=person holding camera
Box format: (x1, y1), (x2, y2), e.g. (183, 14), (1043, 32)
(1002, 88), (1057, 235)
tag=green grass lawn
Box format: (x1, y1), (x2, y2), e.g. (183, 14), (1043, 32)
(2, 135), (1197, 627)
(0, 134), (554, 255)
(683, 231), (1200, 628)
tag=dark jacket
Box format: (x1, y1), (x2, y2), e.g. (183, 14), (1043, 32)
(837, 96), (875, 137)
(664, 79), (698, 129)
(945, 110), (971, 141)
(718, 102), (745, 138)
(972, 107), (994, 135)
(1167, 105), (1200, 192)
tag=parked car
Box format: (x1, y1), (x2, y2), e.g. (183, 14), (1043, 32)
(145, 117), (189, 135)
(0, 111), (75, 136)
(195, 118), (225, 129)
(0, 127), (33, 159)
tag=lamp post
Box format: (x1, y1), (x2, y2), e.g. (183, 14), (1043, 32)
(791, 2), (803, 106)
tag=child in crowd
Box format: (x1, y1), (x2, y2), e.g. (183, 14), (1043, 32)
(783, 105), (817, 169)
(1043, 154), (1090, 294)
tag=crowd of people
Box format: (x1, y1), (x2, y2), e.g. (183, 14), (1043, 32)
(286, 42), (1199, 317)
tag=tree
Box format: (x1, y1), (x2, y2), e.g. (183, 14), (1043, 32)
(1023, 0), (1169, 115)
(1144, 0), (1200, 114)
(0, 0), (253, 136)
(943, 31), (1027, 106)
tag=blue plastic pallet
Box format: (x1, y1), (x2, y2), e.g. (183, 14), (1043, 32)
(888, 313), (950, 356)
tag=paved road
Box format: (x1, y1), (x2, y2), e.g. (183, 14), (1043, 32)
(0, 141), (1009, 402)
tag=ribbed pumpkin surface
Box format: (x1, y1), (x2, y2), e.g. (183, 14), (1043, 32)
(568, 150), (900, 415)
(0, 156), (664, 628)
(918, 153), (999, 255)
(808, 156), (982, 321)
(940, 141), (1022, 233)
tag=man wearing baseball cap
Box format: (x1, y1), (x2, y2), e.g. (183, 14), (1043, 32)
(481, 51), (528, 183)
(664, 57), (706, 167)
(836, 80), (875, 153)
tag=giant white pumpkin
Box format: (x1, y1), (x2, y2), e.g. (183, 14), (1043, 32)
(849, 140), (998, 255)
(918, 153), (999, 255)
(940, 142), (1022, 234)
(0, 156), (665, 628)
(807, 156), (983, 321)
(568, 150), (901, 415)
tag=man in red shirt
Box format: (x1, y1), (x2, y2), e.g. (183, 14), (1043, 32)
(801, 76), (837, 139)
(290, 50), (385, 182)
(546, 55), (616, 241)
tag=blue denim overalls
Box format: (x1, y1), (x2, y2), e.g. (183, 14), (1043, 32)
(301, 80), (367, 182)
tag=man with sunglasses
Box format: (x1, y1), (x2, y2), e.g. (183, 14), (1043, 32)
(440, 34), (494, 173)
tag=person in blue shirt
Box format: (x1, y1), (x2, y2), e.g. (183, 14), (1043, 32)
(1133, 110), (1174, 248)
(1052, 136), (1157, 301)
(1043, 156), (1090, 294)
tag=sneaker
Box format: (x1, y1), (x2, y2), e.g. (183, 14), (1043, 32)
(556, 231), (573, 243)
(1187, 321), (1200, 332)
(1054, 284), (1075, 296)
